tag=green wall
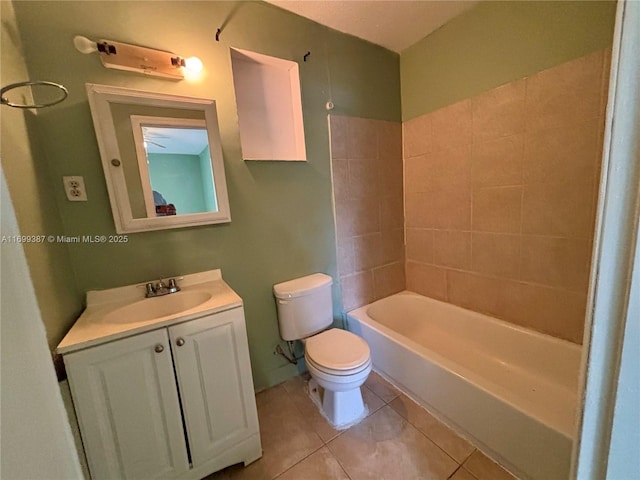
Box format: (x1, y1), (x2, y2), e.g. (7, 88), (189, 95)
(1, 1), (83, 350)
(147, 153), (209, 214)
(401, 1), (616, 120)
(9, 0), (400, 390)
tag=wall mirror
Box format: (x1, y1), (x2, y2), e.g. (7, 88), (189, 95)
(86, 83), (231, 233)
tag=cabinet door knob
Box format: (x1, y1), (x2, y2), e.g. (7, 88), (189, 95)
(176, 338), (185, 347)
(154, 344), (164, 353)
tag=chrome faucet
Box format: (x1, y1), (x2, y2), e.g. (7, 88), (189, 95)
(144, 278), (180, 298)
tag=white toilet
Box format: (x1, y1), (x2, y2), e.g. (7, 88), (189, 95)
(274, 273), (372, 428)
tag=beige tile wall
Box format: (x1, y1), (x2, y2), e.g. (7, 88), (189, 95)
(403, 49), (610, 343)
(330, 116), (405, 312)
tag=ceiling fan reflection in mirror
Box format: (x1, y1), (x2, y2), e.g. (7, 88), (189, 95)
(142, 130), (169, 150)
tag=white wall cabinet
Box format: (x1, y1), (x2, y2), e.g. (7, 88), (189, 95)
(64, 306), (261, 480)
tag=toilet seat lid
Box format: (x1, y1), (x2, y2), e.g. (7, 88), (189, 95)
(305, 328), (370, 371)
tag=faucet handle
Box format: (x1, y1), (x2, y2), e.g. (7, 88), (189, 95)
(167, 278), (181, 293)
(144, 283), (155, 297)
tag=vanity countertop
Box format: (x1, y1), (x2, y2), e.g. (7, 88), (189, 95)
(57, 269), (242, 355)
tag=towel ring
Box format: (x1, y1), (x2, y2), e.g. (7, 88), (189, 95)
(1, 81), (68, 109)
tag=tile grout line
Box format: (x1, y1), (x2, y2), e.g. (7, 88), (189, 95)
(323, 440), (355, 480)
(377, 373), (481, 468)
(270, 380), (335, 480)
(446, 462), (466, 480)
(275, 380), (391, 480)
(322, 383), (398, 479)
(270, 442), (326, 480)
(387, 395), (470, 471)
(405, 226), (594, 244)
(459, 447), (476, 466)
(390, 392), (519, 480)
(403, 258), (590, 295)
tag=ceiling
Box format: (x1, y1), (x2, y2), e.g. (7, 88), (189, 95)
(143, 127), (209, 155)
(264, 1), (478, 53)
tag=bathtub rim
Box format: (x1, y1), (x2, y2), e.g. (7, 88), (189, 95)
(359, 290), (582, 351)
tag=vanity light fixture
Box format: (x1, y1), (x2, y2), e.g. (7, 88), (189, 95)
(73, 35), (203, 80)
(171, 56), (203, 74)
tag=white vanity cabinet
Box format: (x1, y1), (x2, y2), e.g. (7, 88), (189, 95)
(64, 306), (261, 480)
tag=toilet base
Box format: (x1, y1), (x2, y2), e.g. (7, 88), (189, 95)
(308, 378), (368, 429)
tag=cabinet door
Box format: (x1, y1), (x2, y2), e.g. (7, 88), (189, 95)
(169, 307), (260, 466)
(65, 329), (190, 480)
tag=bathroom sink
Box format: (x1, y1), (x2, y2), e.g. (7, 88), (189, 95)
(101, 290), (213, 324)
(57, 269), (244, 354)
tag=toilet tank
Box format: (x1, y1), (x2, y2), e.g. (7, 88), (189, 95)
(273, 273), (333, 341)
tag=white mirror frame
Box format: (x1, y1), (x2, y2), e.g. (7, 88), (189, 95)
(86, 83), (231, 233)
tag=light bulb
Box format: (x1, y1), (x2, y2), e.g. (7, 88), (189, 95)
(73, 35), (98, 54)
(183, 56), (203, 73)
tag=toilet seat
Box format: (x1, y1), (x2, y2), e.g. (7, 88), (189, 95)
(305, 328), (371, 375)
(306, 354), (372, 377)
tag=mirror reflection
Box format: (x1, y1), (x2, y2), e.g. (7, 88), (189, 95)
(131, 117), (218, 217)
(86, 83), (231, 233)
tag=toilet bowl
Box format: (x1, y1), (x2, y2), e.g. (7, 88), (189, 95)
(304, 328), (372, 427)
(273, 274), (372, 428)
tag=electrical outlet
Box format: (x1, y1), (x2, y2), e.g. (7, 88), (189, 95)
(62, 176), (87, 201)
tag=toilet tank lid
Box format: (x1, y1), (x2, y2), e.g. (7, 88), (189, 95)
(273, 273), (332, 299)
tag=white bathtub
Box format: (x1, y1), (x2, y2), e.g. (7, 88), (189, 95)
(347, 291), (582, 480)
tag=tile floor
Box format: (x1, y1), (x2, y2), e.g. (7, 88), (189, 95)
(207, 372), (518, 480)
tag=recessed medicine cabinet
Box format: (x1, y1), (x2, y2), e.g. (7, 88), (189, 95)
(230, 48), (307, 161)
(86, 84), (231, 233)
